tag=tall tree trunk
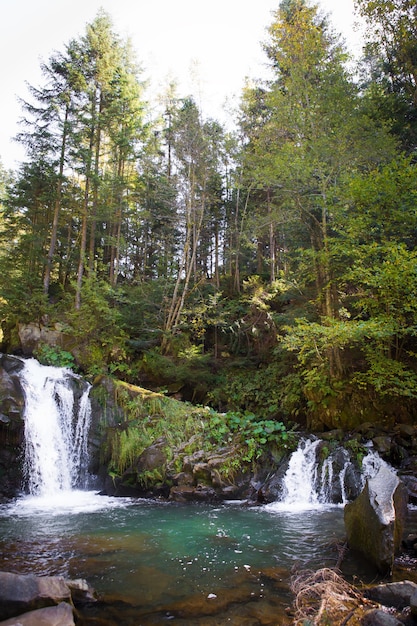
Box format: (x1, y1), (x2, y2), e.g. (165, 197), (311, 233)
(75, 185), (89, 310)
(43, 102), (69, 296)
(162, 189), (206, 353)
(88, 90), (102, 272)
(268, 188), (276, 283)
(75, 102), (95, 310)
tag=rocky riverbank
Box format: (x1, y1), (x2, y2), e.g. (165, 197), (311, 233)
(2, 568), (417, 625)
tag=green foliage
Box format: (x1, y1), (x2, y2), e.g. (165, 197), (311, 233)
(61, 275), (127, 374)
(3, 1), (417, 432)
(0, 271), (49, 325)
(353, 351), (417, 399)
(34, 344), (76, 370)
(344, 439), (368, 467)
(208, 353), (302, 419)
(113, 427), (151, 473)
(282, 312), (417, 407)
(355, 0), (417, 153)
(207, 409), (295, 463)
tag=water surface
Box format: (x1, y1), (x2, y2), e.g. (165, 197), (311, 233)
(0, 492), (346, 624)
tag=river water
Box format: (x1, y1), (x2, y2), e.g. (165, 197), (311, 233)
(0, 492), (348, 625)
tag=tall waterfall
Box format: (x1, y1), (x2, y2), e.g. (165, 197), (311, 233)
(20, 358), (92, 496)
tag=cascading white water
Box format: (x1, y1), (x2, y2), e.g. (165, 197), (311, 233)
(319, 447), (352, 504)
(279, 438), (322, 508)
(268, 438), (396, 512)
(360, 446), (393, 485)
(20, 358), (92, 496)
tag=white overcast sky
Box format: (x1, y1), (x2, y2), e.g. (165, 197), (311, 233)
(0, 0), (363, 170)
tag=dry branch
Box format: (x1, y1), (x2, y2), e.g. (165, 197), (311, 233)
(290, 567), (372, 625)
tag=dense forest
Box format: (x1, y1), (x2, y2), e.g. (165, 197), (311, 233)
(1, 0), (417, 432)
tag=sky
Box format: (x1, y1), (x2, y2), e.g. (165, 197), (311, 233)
(0, 0), (363, 170)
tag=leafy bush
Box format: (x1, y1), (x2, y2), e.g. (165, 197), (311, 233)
(207, 409), (296, 463)
(34, 344), (76, 369)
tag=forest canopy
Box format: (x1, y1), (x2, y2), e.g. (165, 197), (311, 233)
(1, 0), (417, 431)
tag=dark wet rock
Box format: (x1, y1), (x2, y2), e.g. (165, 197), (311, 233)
(325, 446), (362, 503)
(390, 443), (409, 467)
(253, 455), (291, 502)
(64, 578), (96, 605)
(137, 439), (166, 470)
(319, 429), (344, 442)
(169, 484), (219, 502)
(173, 471), (194, 486)
(365, 580), (417, 610)
(343, 460), (364, 501)
(399, 475), (417, 505)
(0, 355), (26, 498)
(403, 533), (417, 552)
(0, 602), (75, 626)
(372, 436), (392, 455)
(410, 591), (417, 616)
(344, 464), (408, 574)
(394, 424), (416, 439)
(361, 608), (403, 626)
(0, 355), (25, 435)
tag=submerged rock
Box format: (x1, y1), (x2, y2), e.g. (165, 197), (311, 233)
(344, 464), (408, 574)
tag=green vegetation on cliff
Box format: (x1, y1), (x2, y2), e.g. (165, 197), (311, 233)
(92, 378), (295, 490)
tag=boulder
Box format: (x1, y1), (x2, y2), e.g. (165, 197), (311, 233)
(365, 580), (417, 610)
(136, 438), (167, 473)
(0, 572), (72, 621)
(17, 323), (66, 356)
(344, 464), (408, 574)
(372, 436), (392, 455)
(361, 608), (403, 626)
(0, 602), (75, 626)
(395, 424), (416, 439)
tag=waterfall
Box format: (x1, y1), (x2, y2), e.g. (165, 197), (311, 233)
(279, 438), (322, 508)
(268, 437), (396, 511)
(20, 358), (92, 496)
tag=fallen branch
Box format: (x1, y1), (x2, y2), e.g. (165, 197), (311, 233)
(290, 567), (372, 625)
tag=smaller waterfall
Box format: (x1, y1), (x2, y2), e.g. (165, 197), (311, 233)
(319, 447), (352, 503)
(279, 438), (322, 508)
(267, 437), (397, 511)
(20, 358), (92, 496)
